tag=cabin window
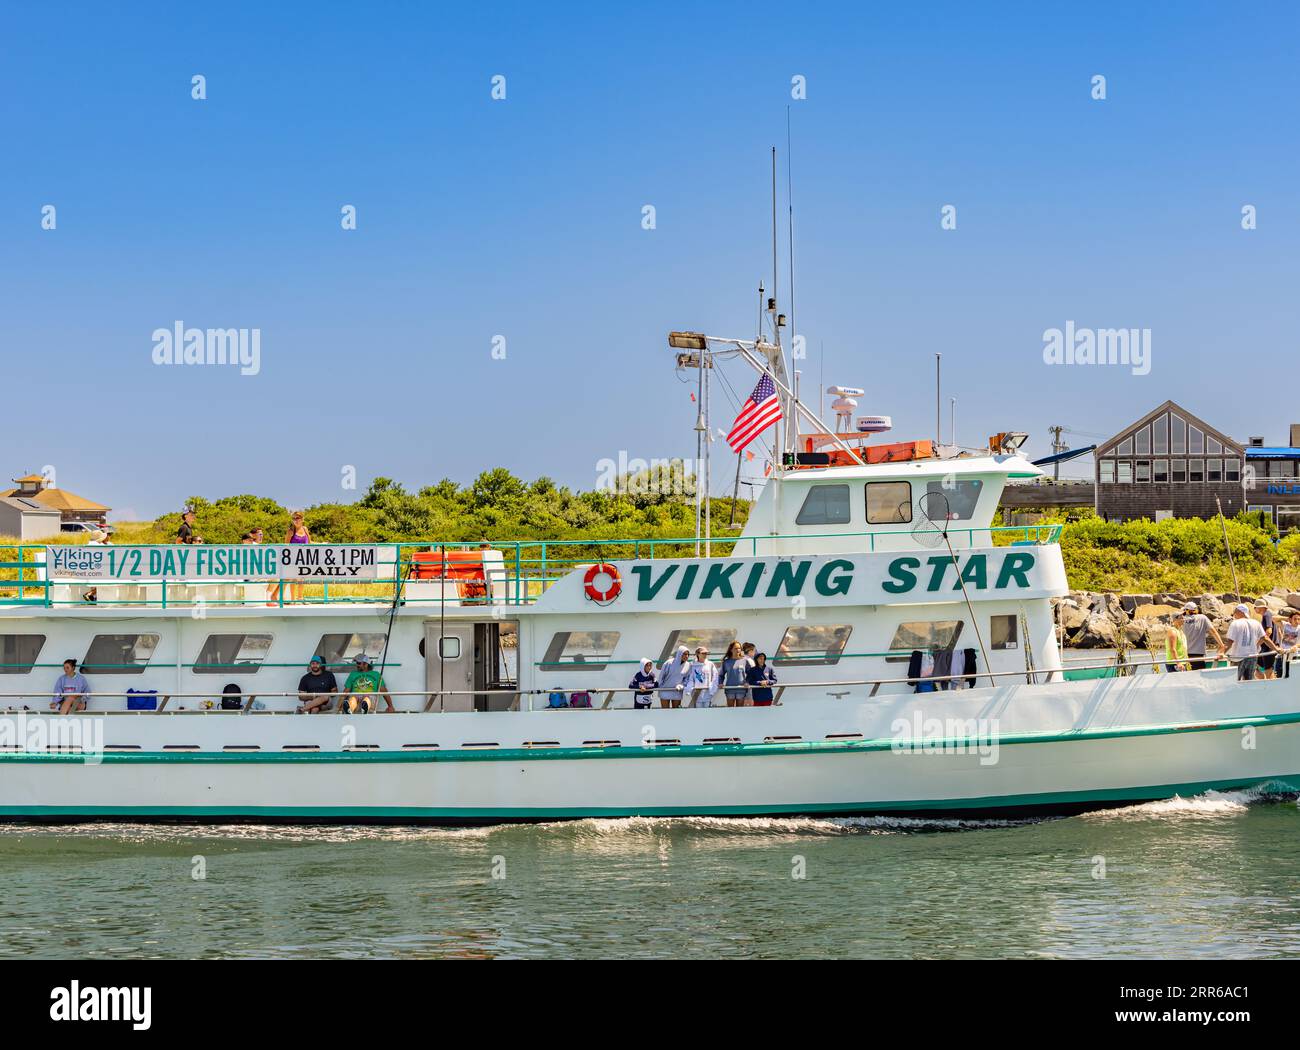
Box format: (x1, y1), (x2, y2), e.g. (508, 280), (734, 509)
(774, 625), (852, 666)
(885, 620), (964, 661)
(923, 479), (983, 520)
(1098, 460), (1116, 483)
(657, 629), (735, 663)
(438, 637), (461, 660)
(0, 634), (45, 675)
(990, 615), (1018, 650)
(795, 484), (851, 526)
(82, 634), (160, 675)
(193, 633), (273, 674)
(541, 631), (620, 671)
(315, 633), (388, 669)
(865, 482), (912, 524)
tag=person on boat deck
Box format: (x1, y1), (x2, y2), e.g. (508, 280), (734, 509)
(657, 646), (692, 708)
(51, 659), (90, 715)
(745, 653), (778, 707)
(1253, 598), (1280, 680)
(1226, 603), (1281, 682)
(1279, 611), (1300, 679)
(1180, 601), (1224, 671)
(298, 655), (339, 714)
(721, 641), (753, 707)
(628, 658), (658, 710)
(340, 654), (394, 714)
(688, 647), (720, 708)
(1163, 615), (1190, 673)
(176, 509), (202, 545)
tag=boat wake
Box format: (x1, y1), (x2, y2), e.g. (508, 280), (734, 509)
(1082, 782), (1299, 822)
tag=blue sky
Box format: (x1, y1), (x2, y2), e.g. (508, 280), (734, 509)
(2, 1), (1297, 519)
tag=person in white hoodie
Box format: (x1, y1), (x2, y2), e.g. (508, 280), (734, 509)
(657, 646), (692, 708)
(688, 646), (720, 708)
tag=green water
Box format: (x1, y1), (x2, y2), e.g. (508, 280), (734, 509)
(1, 789), (1297, 959)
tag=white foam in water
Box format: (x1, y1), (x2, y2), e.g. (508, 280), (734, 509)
(1084, 783), (1295, 822)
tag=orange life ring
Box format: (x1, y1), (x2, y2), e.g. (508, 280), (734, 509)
(583, 563), (621, 604)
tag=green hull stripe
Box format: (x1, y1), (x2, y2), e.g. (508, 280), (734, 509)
(0, 774), (1296, 818)
(1, 709), (1298, 764)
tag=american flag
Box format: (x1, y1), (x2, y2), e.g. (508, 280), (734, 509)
(726, 373), (783, 452)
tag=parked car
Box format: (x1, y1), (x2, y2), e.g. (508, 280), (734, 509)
(59, 522), (112, 535)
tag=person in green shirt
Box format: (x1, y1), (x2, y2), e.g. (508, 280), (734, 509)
(1164, 615), (1190, 673)
(340, 654), (394, 713)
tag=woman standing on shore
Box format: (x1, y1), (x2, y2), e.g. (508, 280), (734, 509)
(284, 511), (311, 602)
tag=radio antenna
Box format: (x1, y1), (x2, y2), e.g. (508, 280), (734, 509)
(786, 106), (796, 363)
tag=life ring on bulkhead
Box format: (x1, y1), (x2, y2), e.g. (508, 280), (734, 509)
(583, 563), (622, 604)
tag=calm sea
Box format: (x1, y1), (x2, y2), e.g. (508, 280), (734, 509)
(1, 788), (1297, 959)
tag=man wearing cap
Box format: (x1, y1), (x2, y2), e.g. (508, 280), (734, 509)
(1226, 603), (1282, 682)
(297, 656), (338, 714)
(1254, 598), (1281, 679)
(1180, 602), (1223, 672)
(340, 654), (395, 714)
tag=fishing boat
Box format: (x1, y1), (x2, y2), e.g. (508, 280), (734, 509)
(1, 325), (1297, 823)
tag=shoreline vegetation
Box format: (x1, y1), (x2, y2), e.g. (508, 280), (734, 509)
(3, 472), (1299, 603)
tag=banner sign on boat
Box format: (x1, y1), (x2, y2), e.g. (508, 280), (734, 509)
(535, 549), (1066, 612)
(45, 545), (380, 582)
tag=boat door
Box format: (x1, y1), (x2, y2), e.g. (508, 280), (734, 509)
(424, 623), (474, 711)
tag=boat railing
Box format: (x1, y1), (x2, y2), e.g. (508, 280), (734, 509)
(0, 651), (1256, 716)
(0, 524), (1063, 610)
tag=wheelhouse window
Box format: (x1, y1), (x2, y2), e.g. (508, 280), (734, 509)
(194, 633), (273, 674)
(991, 615), (1018, 650)
(315, 633), (388, 670)
(657, 629), (735, 664)
(0, 634), (45, 675)
(795, 484), (851, 526)
(542, 631), (620, 671)
(865, 482), (912, 524)
(774, 625), (853, 666)
(885, 620), (964, 661)
(83, 634), (160, 675)
(925, 479), (983, 520)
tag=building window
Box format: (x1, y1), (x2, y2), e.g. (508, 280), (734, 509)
(1225, 459), (1240, 482)
(865, 482), (912, 524)
(1116, 461), (1133, 483)
(83, 634), (160, 675)
(1172, 460), (1187, 483)
(1247, 505), (1275, 523)
(886, 620), (964, 660)
(1189, 459), (1204, 483)
(774, 625), (853, 666)
(315, 633), (388, 670)
(1207, 437), (1222, 455)
(657, 629), (734, 664)
(1269, 460), (1297, 478)
(1135, 460), (1150, 483)
(924, 479), (982, 520)
(1099, 460), (1116, 483)
(796, 484), (851, 526)
(1153, 414), (1169, 454)
(0, 634), (45, 675)
(1277, 509), (1300, 534)
(990, 615), (1018, 650)
(1207, 459), (1222, 483)
(1135, 425), (1151, 455)
(193, 633), (273, 674)
(1171, 416), (1186, 453)
(1117, 436), (1133, 455)
(1189, 426), (1204, 454)
(542, 631), (621, 671)
(1153, 460), (1168, 483)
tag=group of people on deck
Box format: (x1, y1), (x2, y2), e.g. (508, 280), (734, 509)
(1161, 598), (1299, 681)
(628, 641), (778, 710)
